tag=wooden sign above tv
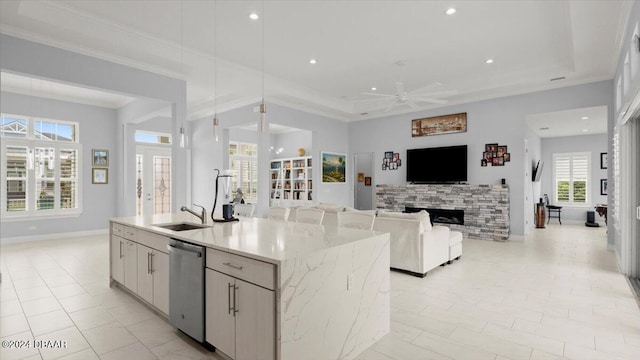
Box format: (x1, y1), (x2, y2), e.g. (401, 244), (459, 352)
(411, 112), (467, 137)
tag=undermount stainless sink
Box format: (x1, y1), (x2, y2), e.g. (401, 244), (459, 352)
(154, 222), (210, 231)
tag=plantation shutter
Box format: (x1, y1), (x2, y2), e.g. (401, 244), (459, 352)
(553, 152), (590, 205)
(572, 154), (588, 203)
(555, 155), (571, 202)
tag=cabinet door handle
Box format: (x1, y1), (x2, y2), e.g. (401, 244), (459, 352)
(233, 284), (239, 316)
(147, 252), (152, 274)
(222, 262), (243, 270)
(228, 282), (234, 315)
(150, 252), (154, 274)
(119, 241), (123, 259)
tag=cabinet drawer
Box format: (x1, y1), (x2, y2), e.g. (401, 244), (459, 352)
(112, 223), (124, 237)
(206, 248), (275, 290)
(123, 226), (138, 241)
(137, 230), (170, 254)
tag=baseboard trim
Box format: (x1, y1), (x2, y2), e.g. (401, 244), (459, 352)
(1, 229), (109, 244)
(509, 234), (525, 241)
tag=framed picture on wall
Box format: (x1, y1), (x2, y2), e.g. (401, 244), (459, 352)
(600, 152), (607, 169)
(600, 179), (608, 195)
(92, 168), (108, 184)
(92, 149), (109, 167)
(321, 152), (346, 183)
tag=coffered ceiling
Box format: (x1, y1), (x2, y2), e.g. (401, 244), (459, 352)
(0, 0), (633, 123)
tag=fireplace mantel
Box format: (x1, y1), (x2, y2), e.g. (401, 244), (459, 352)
(376, 184), (509, 241)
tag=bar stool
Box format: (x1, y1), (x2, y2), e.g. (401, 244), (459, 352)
(544, 194), (562, 224)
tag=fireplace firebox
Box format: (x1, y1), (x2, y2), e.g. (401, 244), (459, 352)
(404, 206), (464, 226)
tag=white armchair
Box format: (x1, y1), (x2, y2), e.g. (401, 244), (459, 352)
(373, 210), (450, 277)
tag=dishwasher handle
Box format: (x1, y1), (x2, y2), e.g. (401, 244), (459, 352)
(167, 244), (203, 257)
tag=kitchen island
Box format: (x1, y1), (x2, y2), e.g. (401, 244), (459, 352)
(109, 213), (390, 360)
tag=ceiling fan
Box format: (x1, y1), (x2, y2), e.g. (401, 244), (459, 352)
(355, 61), (457, 112)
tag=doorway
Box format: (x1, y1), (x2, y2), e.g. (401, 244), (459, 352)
(354, 152), (374, 210)
(136, 145), (172, 216)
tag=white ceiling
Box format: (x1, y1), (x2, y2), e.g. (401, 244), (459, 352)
(1, 72), (136, 109)
(526, 106), (608, 138)
(0, 0), (632, 129)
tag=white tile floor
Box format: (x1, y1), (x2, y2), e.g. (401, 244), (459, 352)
(1, 224), (639, 360)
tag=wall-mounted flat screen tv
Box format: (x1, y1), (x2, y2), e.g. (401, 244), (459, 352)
(532, 160), (544, 182)
(406, 145), (467, 183)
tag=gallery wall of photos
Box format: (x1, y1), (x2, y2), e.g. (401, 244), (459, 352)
(481, 143), (510, 166)
(382, 151), (401, 170)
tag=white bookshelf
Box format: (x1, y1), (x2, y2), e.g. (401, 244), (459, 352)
(270, 156), (313, 207)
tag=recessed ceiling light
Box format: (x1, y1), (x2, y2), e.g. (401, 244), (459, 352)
(249, 13), (259, 20)
(581, 116), (589, 120)
(485, 59), (494, 64)
(309, 59), (317, 65)
(445, 8), (456, 15)
(371, 87), (377, 91)
(582, 129), (589, 132)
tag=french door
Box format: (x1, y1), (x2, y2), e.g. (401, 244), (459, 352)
(136, 146), (172, 216)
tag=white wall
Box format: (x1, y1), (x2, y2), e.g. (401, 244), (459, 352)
(349, 81), (613, 238)
(190, 103), (349, 218)
(612, 0), (640, 254)
(0, 34), (188, 218)
(540, 134), (608, 224)
(0, 92), (117, 238)
(270, 130), (312, 159)
(524, 127), (543, 232)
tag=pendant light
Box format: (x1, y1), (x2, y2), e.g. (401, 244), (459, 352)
(212, 0), (219, 142)
(259, 0), (267, 133)
(179, 0), (186, 148)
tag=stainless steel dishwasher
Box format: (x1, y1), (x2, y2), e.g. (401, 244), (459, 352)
(168, 238), (205, 342)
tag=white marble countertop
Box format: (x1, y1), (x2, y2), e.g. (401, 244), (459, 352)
(110, 213), (387, 265)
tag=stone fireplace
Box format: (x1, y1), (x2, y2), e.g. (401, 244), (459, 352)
(377, 184), (510, 241)
(405, 207), (465, 225)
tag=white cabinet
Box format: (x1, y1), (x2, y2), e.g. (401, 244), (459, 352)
(235, 278), (275, 360)
(152, 251), (169, 314)
(123, 240), (137, 292)
(110, 235), (124, 284)
(136, 244), (170, 315)
(205, 248), (275, 360)
(110, 233), (137, 292)
(205, 269), (236, 358)
(110, 222), (170, 315)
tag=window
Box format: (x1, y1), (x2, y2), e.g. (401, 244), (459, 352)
(1, 114), (82, 219)
(135, 131), (171, 145)
(553, 152), (589, 205)
(229, 142), (258, 202)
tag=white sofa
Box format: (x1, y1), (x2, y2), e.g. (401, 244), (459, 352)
(373, 210), (450, 277)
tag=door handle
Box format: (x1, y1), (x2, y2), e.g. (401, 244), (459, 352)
(150, 252), (154, 274)
(233, 284), (239, 316)
(222, 262), (243, 270)
(147, 252), (152, 274)
(228, 282), (234, 315)
(119, 241), (123, 259)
